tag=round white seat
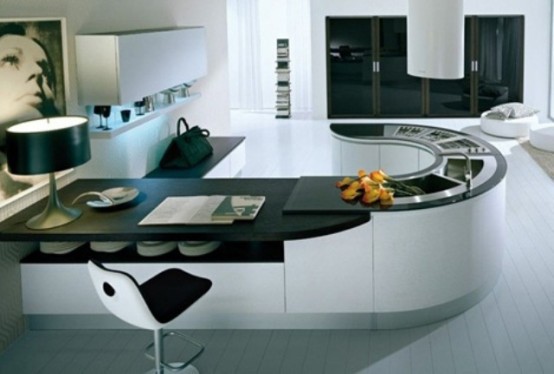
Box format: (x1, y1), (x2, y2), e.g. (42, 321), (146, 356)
(530, 123), (554, 152)
(480, 111), (539, 138)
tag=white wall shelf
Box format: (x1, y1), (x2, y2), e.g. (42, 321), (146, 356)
(88, 93), (200, 139)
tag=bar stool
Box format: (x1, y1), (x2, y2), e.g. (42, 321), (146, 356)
(87, 260), (212, 373)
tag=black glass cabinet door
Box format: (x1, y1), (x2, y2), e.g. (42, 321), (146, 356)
(378, 17), (422, 116)
(327, 17), (374, 117)
(475, 16), (524, 113)
(326, 15), (523, 118)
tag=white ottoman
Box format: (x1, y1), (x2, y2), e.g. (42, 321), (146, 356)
(530, 123), (554, 152)
(480, 110), (539, 138)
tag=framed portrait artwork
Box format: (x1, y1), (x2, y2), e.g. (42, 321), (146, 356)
(0, 17), (70, 218)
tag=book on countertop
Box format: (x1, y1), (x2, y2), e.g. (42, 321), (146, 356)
(211, 195), (266, 221)
(138, 195), (265, 225)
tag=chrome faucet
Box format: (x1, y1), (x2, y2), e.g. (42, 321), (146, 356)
(439, 151), (472, 190)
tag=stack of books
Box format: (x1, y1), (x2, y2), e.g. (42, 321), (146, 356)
(275, 38), (291, 119)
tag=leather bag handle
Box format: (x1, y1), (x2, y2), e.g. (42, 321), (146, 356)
(177, 117), (190, 136)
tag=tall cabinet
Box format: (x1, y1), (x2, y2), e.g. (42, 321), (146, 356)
(327, 17), (422, 118)
(326, 16), (524, 118)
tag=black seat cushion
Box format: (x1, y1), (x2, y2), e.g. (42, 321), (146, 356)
(139, 268), (212, 324)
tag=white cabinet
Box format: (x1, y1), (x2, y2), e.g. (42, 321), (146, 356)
(284, 222), (373, 313)
(204, 140), (246, 178)
(22, 262), (285, 315)
(371, 186), (505, 316)
(333, 136), (437, 177)
(75, 27), (207, 105)
(337, 141), (380, 175)
(379, 144), (419, 176)
(333, 139), (435, 176)
(419, 147), (435, 170)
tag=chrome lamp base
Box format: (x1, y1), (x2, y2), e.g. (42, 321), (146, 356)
(26, 173), (82, 230)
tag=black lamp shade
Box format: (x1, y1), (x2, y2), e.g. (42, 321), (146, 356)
(6, 116), (91, 175)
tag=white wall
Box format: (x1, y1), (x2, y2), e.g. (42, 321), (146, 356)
(227, 0), (312, 111)
(0, 0), (230, 178)
(310, 0), (553, 120)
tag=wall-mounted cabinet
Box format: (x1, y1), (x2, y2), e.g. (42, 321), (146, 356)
(75, 27), (207, 105)
(326, 16), (524, 118)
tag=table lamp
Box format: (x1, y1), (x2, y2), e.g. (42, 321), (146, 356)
(6, 116), (91, 230)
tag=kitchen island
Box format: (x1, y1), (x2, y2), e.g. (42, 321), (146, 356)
(2, 178), (374, 329)
(283, 123), (507, 328)
(1, 123), (507, 329)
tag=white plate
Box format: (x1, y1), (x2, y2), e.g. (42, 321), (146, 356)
(40, 242), (86, 255)
(137, 241), (177, 257)
(86, 187), (139, 208)
(178, 241), (221, 256)
(90, 241), (133, 253)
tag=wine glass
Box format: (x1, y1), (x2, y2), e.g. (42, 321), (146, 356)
(93, 106), (104, 129)
(101, 106), (112, 131)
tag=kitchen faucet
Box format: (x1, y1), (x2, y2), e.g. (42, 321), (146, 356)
(439, 151), (472, 190)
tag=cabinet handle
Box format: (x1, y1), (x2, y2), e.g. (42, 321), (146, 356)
(373, 61), (380, 73)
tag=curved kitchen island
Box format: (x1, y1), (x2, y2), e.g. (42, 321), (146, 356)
(284, 123), (507, 328)
(1, 123), (507, 330)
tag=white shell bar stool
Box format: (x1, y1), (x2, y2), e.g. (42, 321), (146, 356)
(87, 260), (212, 373)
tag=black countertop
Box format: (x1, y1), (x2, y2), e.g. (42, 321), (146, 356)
(0, 178), (369, 243)
(145, 137), (245, 178)
(282, 123), (508, 213)
(283, 176), (473, 213)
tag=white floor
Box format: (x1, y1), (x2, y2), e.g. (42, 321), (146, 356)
(2, 110), (554, 373)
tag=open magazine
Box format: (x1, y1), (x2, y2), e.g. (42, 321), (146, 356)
(138, 195), (265, 225)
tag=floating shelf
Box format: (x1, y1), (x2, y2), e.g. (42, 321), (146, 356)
(88, 93), (201, 139)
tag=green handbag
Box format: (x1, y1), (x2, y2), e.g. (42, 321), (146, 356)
(160, 117), (213, 169)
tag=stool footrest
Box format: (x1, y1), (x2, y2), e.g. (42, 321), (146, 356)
(144, 330), (204, 371)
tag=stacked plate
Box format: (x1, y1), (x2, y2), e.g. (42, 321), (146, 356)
(40, 242), (86, 255)
(178, 241), (221, 257)
(90, 241), (133, 253)
(136, 241), (177, 257)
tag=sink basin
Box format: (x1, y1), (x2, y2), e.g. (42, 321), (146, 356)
(444, 159), (484, 182)
(397, 174), (461, 196)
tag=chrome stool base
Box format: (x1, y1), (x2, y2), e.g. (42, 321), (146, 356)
(145, 364), (199, 374)
(144, 329), (204, 373)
